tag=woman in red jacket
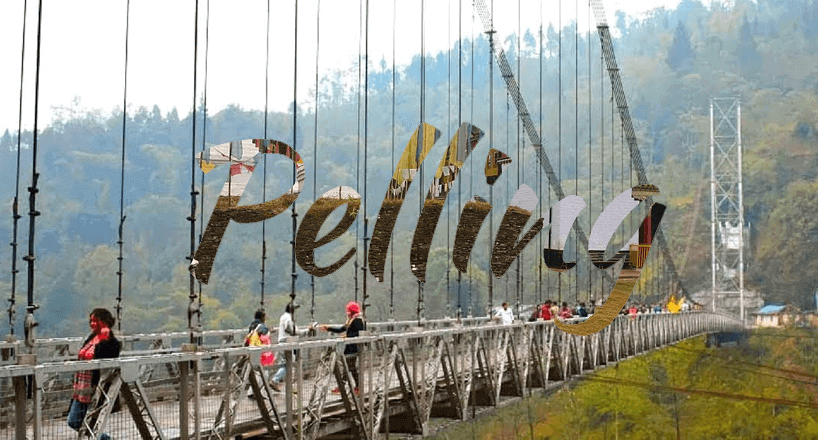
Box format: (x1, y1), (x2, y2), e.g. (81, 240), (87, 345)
(67, 308), (121, 440)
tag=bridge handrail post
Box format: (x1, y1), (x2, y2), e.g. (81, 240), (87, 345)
(284, 337), (294, 439)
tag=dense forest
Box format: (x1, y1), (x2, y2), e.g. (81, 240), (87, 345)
(1, 0), (817, 337)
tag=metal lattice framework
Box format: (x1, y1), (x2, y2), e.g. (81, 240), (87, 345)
(471, 0), (688, 302)
(590, 0), (686, 299)
(0, 312), (739, 439)
(710, 98), (745, 320)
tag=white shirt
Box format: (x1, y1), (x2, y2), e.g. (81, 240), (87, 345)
(497, 307), (514, 325)
(278, 311), (311, 343)
(278, 312), (294, 343)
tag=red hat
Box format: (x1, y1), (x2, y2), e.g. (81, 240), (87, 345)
(346, 301), (361, 315)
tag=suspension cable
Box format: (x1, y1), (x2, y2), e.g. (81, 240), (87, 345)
(611, 53), (617, 296)
(588, 0), (592, 305)
(446, 0), (451, 319)
(469, 2), (474, 317)
(290, 0), (299, 322)
(516, 0), (522, 319)
(260, 0), (270, 312)
(557, 0), (562, 305)
(457, 0), (462, 320)
(354, 0), (362, 305)
(187, 0), (202, 343)
(311, 0), (320, 322)
(486, 0), (494, 317)
(538, 0), (543, 305)
(574, 0), (579, 305)
(621, 108), (624, 241)
(115, 0), (131, 332)
(198, 0), (211, 331)
(417, 0), (426, 324)
(500, 92), (506, 306)
(23, 0), (45, 349)
(390, 0), (396, 321)
(600, 25), (605, 301)
(9, 0), (28, 337)
(362, 0), (370, 319)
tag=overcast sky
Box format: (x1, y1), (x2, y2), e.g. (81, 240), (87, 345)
(0, 0), (714, 134)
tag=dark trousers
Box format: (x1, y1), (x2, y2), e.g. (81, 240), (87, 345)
(345, 354), (360, 389)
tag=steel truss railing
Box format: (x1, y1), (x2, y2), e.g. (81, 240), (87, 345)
(0, 312), (740, 440)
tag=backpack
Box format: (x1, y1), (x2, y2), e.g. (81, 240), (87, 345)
(244, 323), (267, 347)
(245, 331), (263, 347)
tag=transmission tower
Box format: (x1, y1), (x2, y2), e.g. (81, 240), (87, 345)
(710, 97), (745, 321)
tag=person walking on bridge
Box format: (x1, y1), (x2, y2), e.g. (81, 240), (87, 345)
(245, 310), (275, 397)
(270, 303), (312, 392)
(321, 301), (366, 394)
(67, 308), (121, 440)
(245, 309), (275, 366)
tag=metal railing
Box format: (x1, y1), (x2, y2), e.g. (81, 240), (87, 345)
(0, 311), (740, 440)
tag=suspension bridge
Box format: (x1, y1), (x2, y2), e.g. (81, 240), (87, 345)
(1, 0), (748, 438)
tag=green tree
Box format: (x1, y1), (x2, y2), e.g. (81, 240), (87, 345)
(1, 129), (12, 151)
(754, 180), (818, 307)
(738, 15), (762, 76)
(666, 21), (696, 73)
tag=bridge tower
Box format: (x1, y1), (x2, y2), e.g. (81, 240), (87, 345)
(709, 98), (745, 322)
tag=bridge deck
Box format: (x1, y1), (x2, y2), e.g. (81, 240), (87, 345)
(0, 312), (741, 440)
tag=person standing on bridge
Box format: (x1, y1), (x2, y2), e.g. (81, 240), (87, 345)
(577, 302), (588, 318)
(550, 301), (560, 320)
(541, 300), (553, 320)
(270, 303), (313, 392)
(495, 302), (515, 325)
(559, 302), (573, 319)
(321, 301), (366, 394)
(67, 308), (121, 440)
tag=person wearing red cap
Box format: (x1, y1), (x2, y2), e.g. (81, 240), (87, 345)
(321, 301), (366, 394)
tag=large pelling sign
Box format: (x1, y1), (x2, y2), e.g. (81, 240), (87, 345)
(189, 122), (664, 336)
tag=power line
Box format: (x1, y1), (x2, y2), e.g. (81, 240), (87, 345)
(578, 375), (818, 409)
(666, 344), (818, 382)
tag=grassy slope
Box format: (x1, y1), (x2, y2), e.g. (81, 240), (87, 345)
(429, 328), (818, 440)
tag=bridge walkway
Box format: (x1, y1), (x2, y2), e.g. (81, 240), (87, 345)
(0, 312), (741, 439)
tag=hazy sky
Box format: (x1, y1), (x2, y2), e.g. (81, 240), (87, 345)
(0, 0), (714, 134)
